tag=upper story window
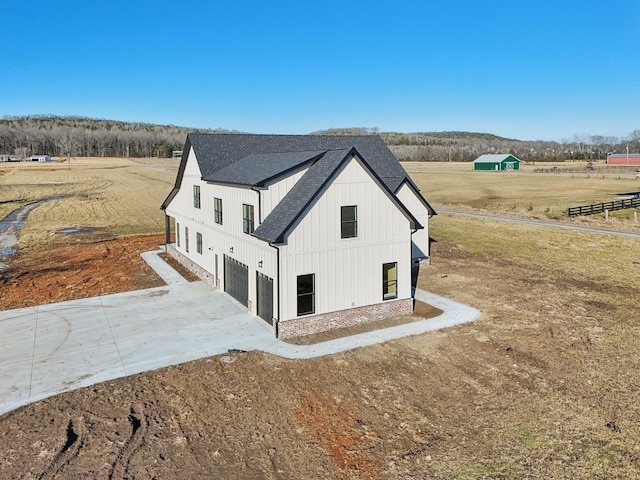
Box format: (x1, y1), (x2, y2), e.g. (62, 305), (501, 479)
(196, 232), (203, 254)
(243, 204), (254, 234)
(341, 205), (357, 238)
(193, 185), (201, 209)
(214, 197), (223, 225)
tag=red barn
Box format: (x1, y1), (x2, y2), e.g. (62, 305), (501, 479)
(607, 154), (640, 165)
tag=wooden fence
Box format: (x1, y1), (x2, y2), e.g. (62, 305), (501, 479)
(567, 197), (640, 217)
(534, 165), (639, 175)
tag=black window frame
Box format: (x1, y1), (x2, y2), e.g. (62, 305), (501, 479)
(382, 262), (398, 300)
(214, 197), (223, 225)
(297, 274), (315, 316)
(185, 226), (189, 253)
(193, 185), (201, 209)
(196, 232), (203, 254)
(243, 204), (254, 234)
(341, 205), (357, 239)
(176, 222), (180, 247)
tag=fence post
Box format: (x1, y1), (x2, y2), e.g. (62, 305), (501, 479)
(605, 209), (608, 220)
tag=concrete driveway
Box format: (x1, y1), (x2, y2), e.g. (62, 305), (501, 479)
(0, 250), (479, 416)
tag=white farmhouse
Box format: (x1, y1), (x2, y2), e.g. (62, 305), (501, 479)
(161, 134), (435, 339)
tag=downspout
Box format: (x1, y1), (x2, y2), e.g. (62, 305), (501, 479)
(410, 226), (419, 260)
(251, 187), (262, 223)
(164, 214), (171, 249)
(254, 185), (280, 336)
(268, 242), (281, 338)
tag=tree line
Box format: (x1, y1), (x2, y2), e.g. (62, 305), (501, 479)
(0, 116), (234, 159)
(2, 116), (639, 162)
(312, 128), (640, 162)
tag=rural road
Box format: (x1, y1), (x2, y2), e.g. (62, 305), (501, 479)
(438, 209), (640, 239)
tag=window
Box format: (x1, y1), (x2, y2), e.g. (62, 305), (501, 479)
(176, 222), (180, 247)
(185, 226), (189, 253)
(214, 197), (223, 225)
(297, 274), (315, 316)
(193, 185), (201, 209)
(243, 204), (254, 234)
(341, 205), (357, 238)
(383, 262), (398, 300)
(196, 232), (203, 254)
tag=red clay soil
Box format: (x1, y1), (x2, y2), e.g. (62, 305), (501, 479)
(2, 234), (639, 479)
(0, 234), (165, 310)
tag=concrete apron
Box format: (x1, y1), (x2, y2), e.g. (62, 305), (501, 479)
(0, 251), (479, 416)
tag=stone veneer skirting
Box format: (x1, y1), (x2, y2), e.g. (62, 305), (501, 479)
(166, 244), (217, 288)
(277, 298), (413, 340)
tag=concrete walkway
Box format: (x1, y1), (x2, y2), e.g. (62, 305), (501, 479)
(0, 250), (479, 416)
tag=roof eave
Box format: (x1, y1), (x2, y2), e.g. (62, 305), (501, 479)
(349, 149), (423, 230)
(161, 137), (193, 210)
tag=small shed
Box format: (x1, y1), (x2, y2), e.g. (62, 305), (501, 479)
(473, 154), (521, 171)
(29, 155), (51, 162)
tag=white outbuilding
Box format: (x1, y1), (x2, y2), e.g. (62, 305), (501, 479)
(29, 155), (52, 162)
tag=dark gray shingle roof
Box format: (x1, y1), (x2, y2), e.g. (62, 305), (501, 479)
(207, 150), (326, 186)
(188, 133), (409, 192)
(161, 134), (436, 241)
(252, 148), (351, 243)
(252, 147), (422, 244)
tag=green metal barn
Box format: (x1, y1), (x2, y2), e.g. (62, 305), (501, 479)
(473, 154), (521, 171)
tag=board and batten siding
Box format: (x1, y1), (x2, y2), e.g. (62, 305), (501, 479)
(395, 182), (430, 259)
(260, 167), (308, 221)
(278, 155), (412, 322)
(164, 147), (278, 319)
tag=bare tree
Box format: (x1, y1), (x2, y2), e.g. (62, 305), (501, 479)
(629, 129), (640, 151)
(58, 132), (80, 169)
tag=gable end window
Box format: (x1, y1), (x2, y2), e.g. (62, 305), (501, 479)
(341, 205), (357, 238)
(214, 197), (223, 225)
(243, 204), (254, 234)
(297, 274), (315, 316)
(383, 262), (398, 300)
(193, 185), (201, 209)
(196, 232), (203, 254)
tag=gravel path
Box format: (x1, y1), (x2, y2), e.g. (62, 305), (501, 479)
(438, 209), (640, 239)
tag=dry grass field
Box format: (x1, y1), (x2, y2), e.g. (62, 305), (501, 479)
(1, 158), (640, 478)
(0, 157), (176, 248)
(404, 161), (640, 225)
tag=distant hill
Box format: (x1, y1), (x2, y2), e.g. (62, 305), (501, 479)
(0, 115), (236, 159)
(0, 116), (632, 161)
(310, 128), (628, 162)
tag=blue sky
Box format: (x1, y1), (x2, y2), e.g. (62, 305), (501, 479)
(1, 0), (639, 141)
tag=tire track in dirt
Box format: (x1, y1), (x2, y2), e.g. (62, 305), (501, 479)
(38, 417), (85, 480)
(109, 403), (148, 479)
(295, 391), (383, 480)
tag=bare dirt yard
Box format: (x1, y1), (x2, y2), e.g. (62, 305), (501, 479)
(1, 159), (639, 479)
